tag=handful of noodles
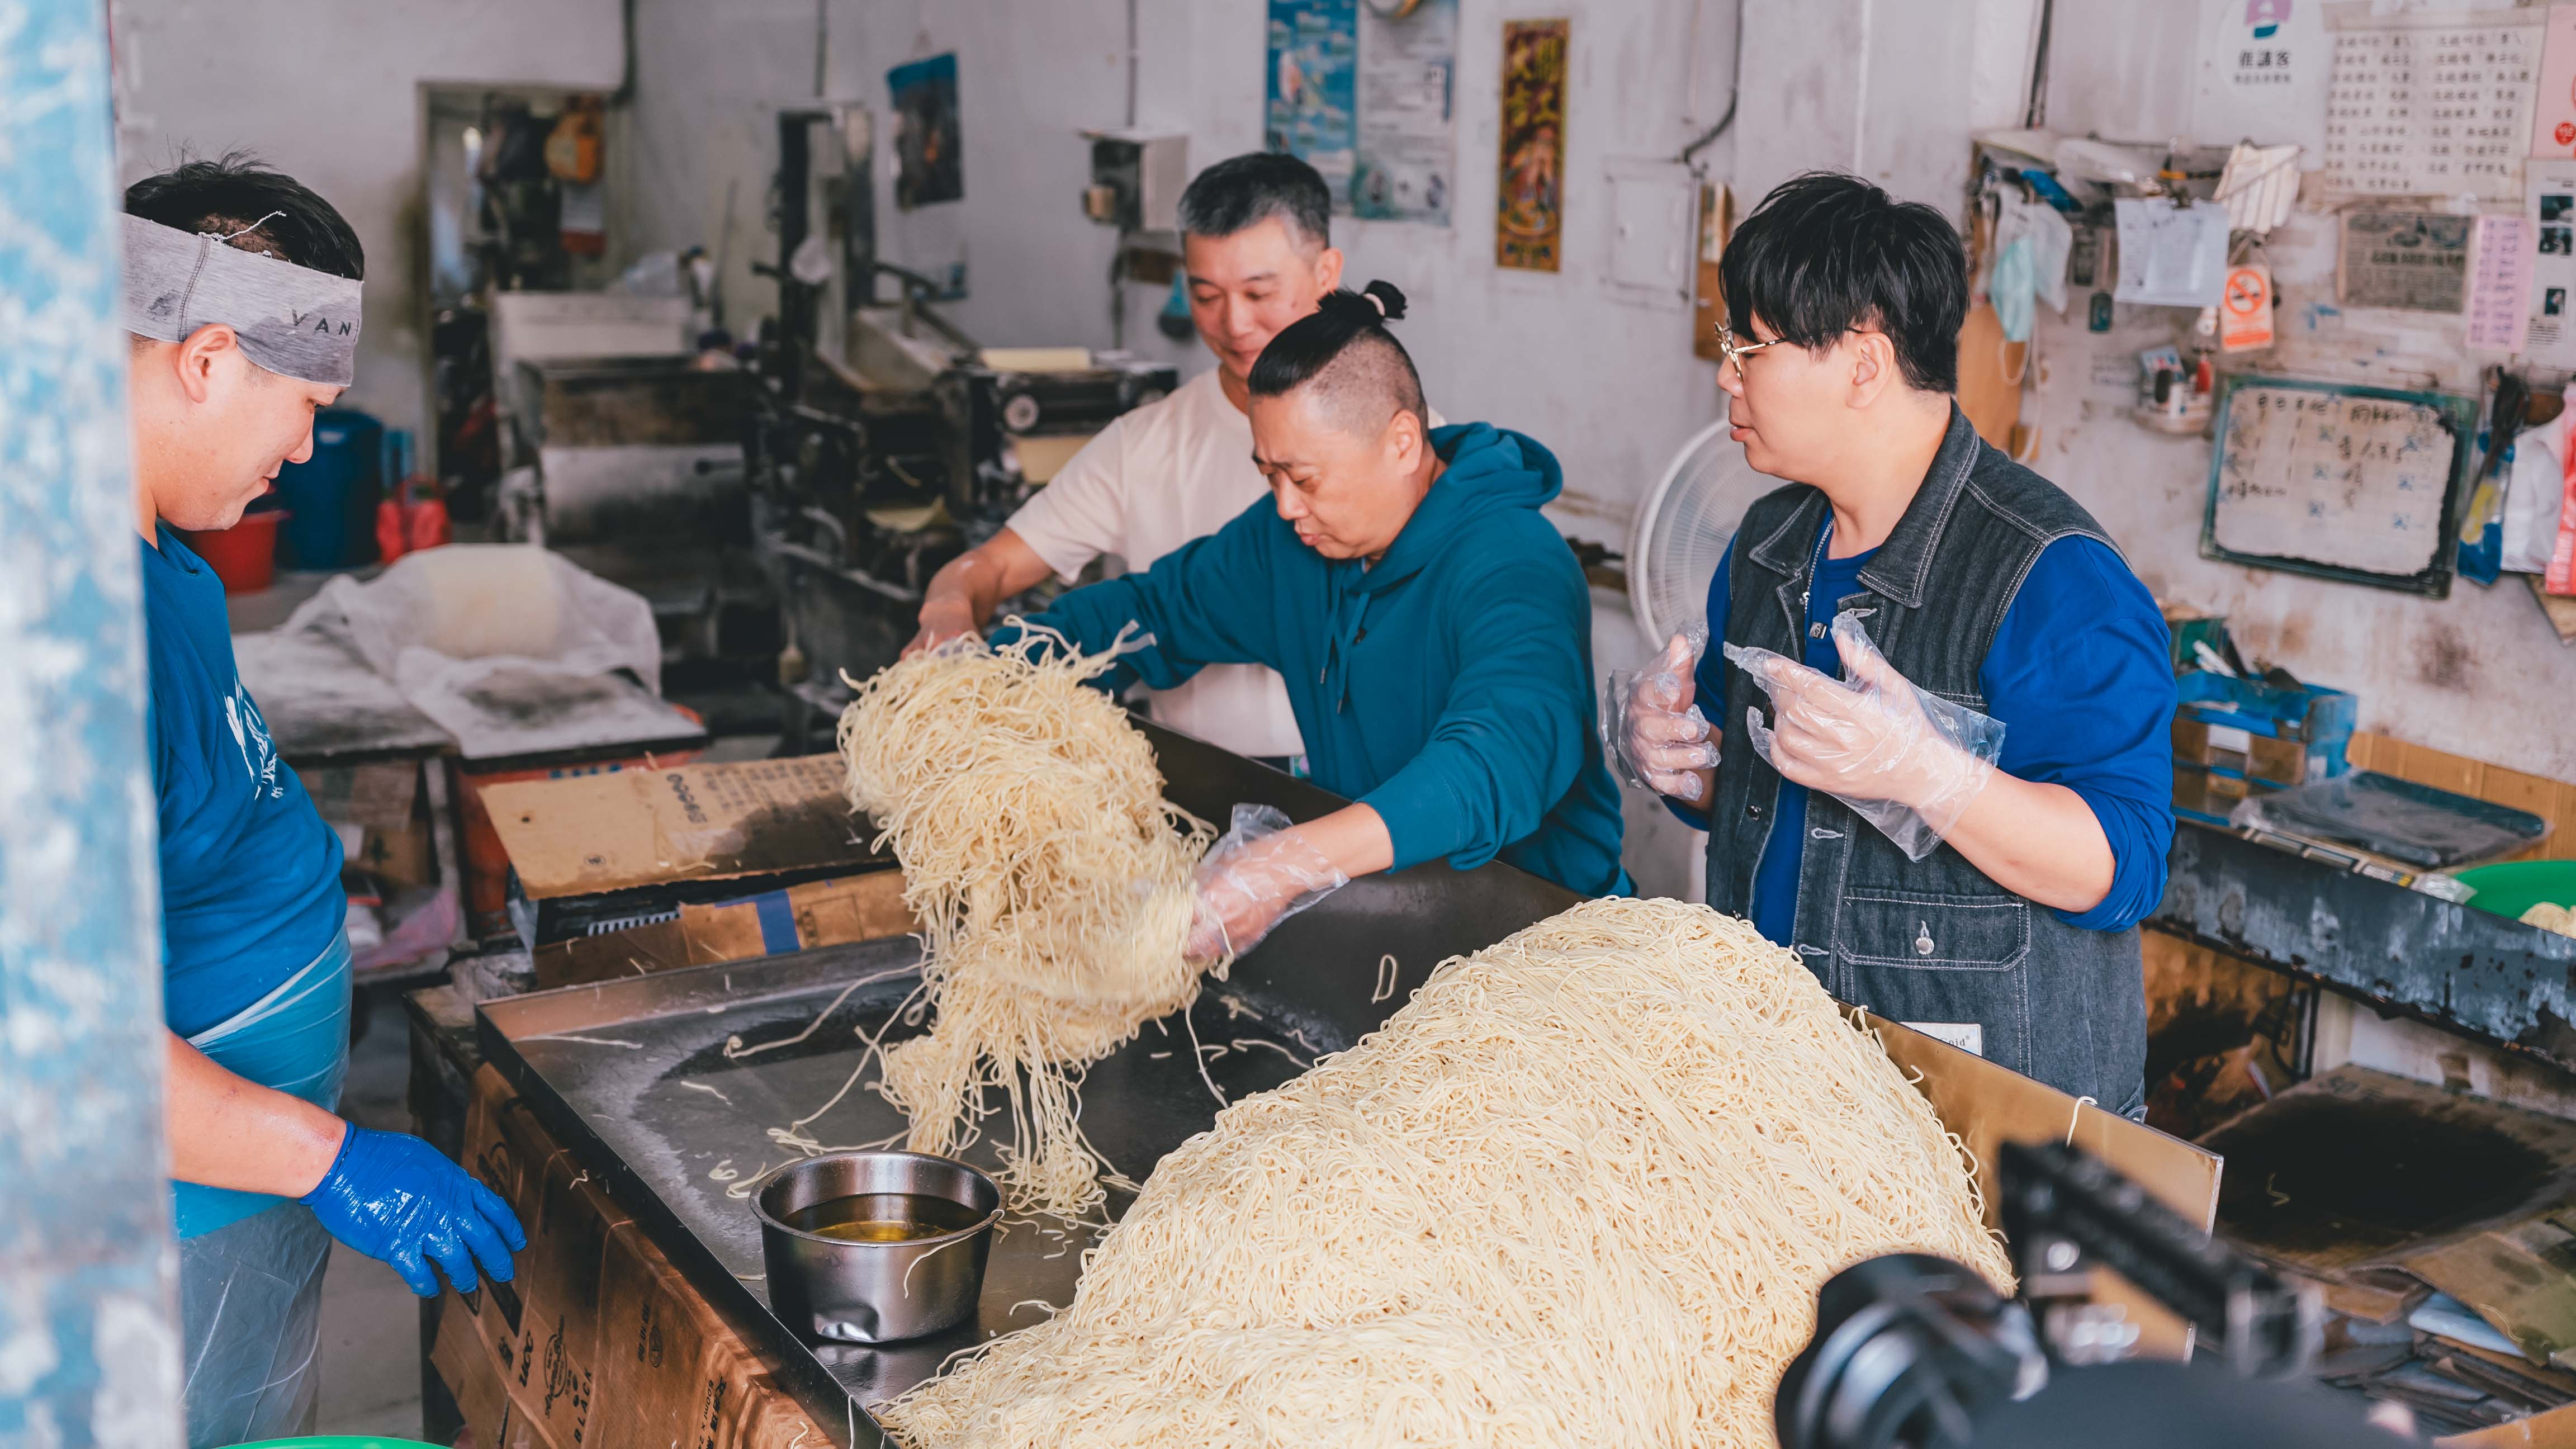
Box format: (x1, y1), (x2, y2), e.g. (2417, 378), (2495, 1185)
(875, 898), (2011, 1448)
(837, 623), (1218, 1217)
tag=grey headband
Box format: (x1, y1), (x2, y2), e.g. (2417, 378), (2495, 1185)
(122, 213), (363, 386)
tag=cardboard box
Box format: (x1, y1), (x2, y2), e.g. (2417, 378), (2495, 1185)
(305, 760), (422, 833)
(479, 755), (898, 962)
(2246, 731), (2317, 788)
(1871, 1014), (2222, 1360)
(2437, 1396), (2576, 1447)
(532, 869), (917, 990)
(442, 1067), (831, 1449)
(459, 1070), (629, 1448)
(432, 1290), (564, 1449)
(595, 1220), (817, 1449)
(353, 815), (438, 889)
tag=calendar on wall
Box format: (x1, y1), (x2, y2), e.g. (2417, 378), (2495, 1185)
(2319, 7), (2540, 200)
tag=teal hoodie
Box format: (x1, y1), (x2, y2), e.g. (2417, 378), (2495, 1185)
(1004, 423), (1629, 897)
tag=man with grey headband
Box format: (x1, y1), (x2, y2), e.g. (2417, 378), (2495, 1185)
(120, 156), (523, 1446)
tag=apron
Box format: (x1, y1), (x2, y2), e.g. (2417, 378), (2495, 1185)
(174, 929), (352, 1448)
(171, 929), (354, 1238)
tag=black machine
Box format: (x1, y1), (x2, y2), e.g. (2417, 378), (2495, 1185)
(740, 104), (1178, 740)
(1773, 1141), (2406, 1449)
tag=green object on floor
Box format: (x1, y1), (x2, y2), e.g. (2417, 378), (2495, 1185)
(2455, 860), (2576, 922)
(235, 1438), (444, 1448)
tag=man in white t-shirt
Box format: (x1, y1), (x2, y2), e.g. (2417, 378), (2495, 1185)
(908, 153), (1434, 766)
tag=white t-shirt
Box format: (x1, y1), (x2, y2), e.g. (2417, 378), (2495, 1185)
(1008, 368), (1447, 760)
(1006, 367), (1300, 757)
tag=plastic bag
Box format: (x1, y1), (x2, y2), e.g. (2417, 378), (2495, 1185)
(1722, 609), (2004, 861)
(1600, 626), (1719, 802)
(1186, 804), (1349, 962)
(281, 544), (664, 757)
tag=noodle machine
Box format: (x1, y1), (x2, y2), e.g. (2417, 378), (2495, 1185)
(740, 102), (1178, 745)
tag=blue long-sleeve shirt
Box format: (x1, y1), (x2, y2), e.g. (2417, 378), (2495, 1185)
(1674, 526), (2174, 943)
(1003, 423), (1629, 898)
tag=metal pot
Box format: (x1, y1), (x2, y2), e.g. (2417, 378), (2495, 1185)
(755, 1152), (1001, 1343)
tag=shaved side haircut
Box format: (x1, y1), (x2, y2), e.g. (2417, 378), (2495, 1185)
(1246, 281), (1425, 435)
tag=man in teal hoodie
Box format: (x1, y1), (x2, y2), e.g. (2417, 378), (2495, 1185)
(1001, 283), (1627, 956)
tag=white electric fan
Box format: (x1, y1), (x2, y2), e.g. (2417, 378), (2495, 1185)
(1625, 419), (1777, 652)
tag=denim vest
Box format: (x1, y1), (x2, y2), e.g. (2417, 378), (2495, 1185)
(1705, 406), (2148, 1114)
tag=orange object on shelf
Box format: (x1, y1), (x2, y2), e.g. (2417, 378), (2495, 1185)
(183, 509), (286, 593)
(374, 476), (453, 564)
(544, 96), (604, 184)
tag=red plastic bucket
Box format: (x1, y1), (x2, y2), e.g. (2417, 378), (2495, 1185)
(186, 510), (286, 593)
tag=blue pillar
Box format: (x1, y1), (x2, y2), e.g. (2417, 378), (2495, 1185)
(0, 2), (185, 1446)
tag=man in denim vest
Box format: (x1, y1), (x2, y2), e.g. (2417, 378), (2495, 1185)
(1611, 172), (2176, 1112)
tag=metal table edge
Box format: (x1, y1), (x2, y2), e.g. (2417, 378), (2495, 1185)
(476, 966), (900, 1448)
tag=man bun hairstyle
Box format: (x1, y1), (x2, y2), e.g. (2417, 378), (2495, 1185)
(1177, 150), (1333, 253)
(1720, 170), (1963, 394)
(1247, 281), (1426, 437)
(126, 151), (365, 281)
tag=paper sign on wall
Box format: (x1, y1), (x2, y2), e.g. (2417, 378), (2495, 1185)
(2196, 0), (2328, 159)
(2469, 215), (2535, 353)
(2335, 210), (2471, 314)
(2321, 10), (2540, 200)
(1267, 0), (1460, 226)
(2220, 264), (2277, 352)
(2526, 159), (2576, 366)
(2113, 198), (2232, 307)
(2531, 3), (2576, 160)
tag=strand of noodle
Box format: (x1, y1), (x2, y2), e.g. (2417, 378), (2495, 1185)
(774, 976), (932, 1145)
(827, 623), (1223, 1216)
(724, 966), (921, 1060)
(1183, 1003), (1224, 1108)
(873, 899), (2010, 1449)
(1371, 953), (1398, 1003)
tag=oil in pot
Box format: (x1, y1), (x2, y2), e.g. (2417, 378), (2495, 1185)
(783, 1192), (985, 1243)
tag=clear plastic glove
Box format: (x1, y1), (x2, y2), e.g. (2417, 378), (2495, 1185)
(1185, 804), (1351, 963)
(905, 559), (984, 657)
(1602, 627), (1720, 802)
(1722, 610), (2004, 862)
(300, 1124), (527, 1296)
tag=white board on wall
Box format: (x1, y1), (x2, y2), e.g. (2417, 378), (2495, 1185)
(2204, 377), (2475, 596)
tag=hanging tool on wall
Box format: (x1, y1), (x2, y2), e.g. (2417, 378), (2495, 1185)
(2458, 369), (2531, 586)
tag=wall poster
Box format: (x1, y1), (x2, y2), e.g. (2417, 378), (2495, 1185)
(888, 53), (963, 210)
(2318, 8), (2539, 200)
(1496, 18), (1569, 273)
(2334, 210), (2471, 313)
(1265, 0), (1457, 225)
(2525, 159), (2576, 366)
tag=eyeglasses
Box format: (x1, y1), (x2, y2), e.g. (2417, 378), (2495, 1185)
(1713, 324), (1785, 378)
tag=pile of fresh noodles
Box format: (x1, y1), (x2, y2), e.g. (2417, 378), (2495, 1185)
(874, 897), (2011, 1448)
(836, 624), (1216, 1217)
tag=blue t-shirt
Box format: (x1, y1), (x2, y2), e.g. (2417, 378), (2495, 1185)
(144, 529), (345, 1038)
(1677, 522), (2175, 944)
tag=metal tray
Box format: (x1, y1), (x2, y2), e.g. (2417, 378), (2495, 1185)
(476, 721), (1580, 1445)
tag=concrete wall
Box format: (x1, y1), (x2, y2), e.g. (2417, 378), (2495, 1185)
(2037, 0), (2576, 783)
(114, 0), (2565, 845)
(619, 0), (2055, 897)
(108, 0), (629, 435)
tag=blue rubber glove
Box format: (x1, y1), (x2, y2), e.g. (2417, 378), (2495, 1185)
(300, 1125), (527, 1296)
